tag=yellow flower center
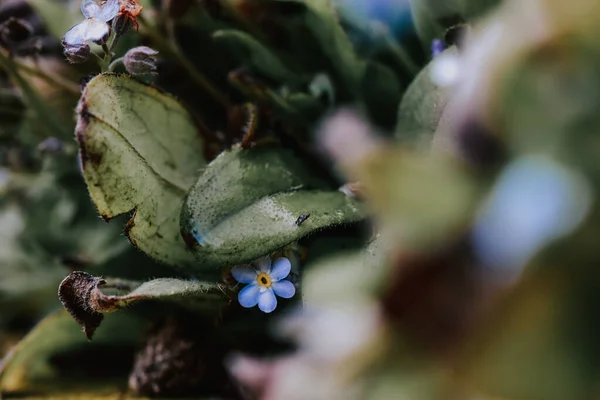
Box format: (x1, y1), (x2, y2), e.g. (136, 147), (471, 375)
(257, 272), (272, 288)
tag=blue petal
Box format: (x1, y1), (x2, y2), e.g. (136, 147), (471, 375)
(238, 284), (260, 308)
(270, 257), (291, 281)
(272, 280), (295, 299)
(97, 0), (120, 22)
(81, 0), (101, 19)
(232, 265), (258, 284)
(255, 256), (272, 273)
(258, 289), (277, 313)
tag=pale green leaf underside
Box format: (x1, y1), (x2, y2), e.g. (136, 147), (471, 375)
(76, 74), (205, 267)
(98, 278), (227, 312)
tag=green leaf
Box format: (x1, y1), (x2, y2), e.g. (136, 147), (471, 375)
(395, 47), (457, 149)
(58, 271), (228, 339)
(285, 92), (324, 120)
(0, 310), (145, 394)
(213, 29), (298, 84)
(76, 74), (206, 268)
(410, 0), (501, 47)
(255, 0), (365, 98)
(181, 146), (366, 268)
(290, 0), (364, 87)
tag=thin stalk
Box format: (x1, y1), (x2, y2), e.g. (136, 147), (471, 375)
(0, 50), (70, 138)
(138, 15), (230, 109)
(99, 29), (119, 72)
(108, 56), (124, 72)
(12, 59), (80, 96)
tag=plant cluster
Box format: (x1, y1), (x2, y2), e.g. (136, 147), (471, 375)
(1, 0), (600, 399)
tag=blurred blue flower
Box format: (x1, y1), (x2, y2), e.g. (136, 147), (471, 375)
(233, 257), (296, 313)
(63, 0), (120, 46)
(472, 156), (592, 275)
(431, 39), (446, 57)
(335, 0), (412, 37)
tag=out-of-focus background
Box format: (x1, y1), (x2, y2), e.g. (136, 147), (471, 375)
(2, 0), (600, 399)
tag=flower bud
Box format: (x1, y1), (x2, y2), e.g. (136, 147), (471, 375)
(0, 17), (33, 46)
(123, 46), (158, 76)
(38, 137), (64, 155)
(0, 17), (33, 54)
(62, 40), (90, 64)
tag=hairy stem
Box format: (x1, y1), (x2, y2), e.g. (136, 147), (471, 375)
(138, 15), (230, 109)
(99, 29), (119, 72)
(108, 56), (124, 72)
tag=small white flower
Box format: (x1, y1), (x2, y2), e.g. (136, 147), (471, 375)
(63, 0), (120, 46)
(232, 257), (296, 313)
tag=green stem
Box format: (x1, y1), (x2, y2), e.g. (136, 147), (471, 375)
(108, 56), (124, 72)
(99, 30), (119, 72)
(12, 59), (80, 96)
(138, 15), (230, 109)
(0, 51), (70, 138)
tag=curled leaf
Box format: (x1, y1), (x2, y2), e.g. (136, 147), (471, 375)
(181, 146), (366, 268)
(58, 271), (105, 340)
(59, 271), (228, 339)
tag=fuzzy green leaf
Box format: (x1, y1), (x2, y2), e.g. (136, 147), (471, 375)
(395, 47), (457, 149)
(76, 74), (206, 268)
(181, 146), (366, 268)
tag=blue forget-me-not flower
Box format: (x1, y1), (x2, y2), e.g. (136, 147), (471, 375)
(232, 257), (296, 313)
